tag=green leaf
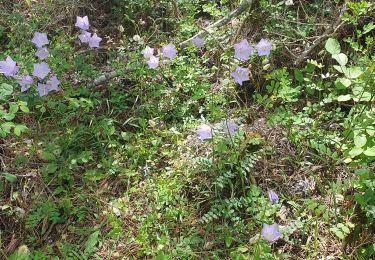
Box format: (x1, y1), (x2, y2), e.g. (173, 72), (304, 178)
(0, 83), (13, 100)
(325, 38), (341, 55)
(335, 78), (351, 89)
(354, 135), (367, 148)
(363, 22), (375, 34)
(337, 94), (351, 102)
(333, 65), (345, 73)
(14, 125), (28, 136)
(0, 172), (17, 183)
(344, 67), (363, 79)
(9, 104), (19, 114)
(3, 113), (15, 121)
(363, 146), (375, 157)
(332, 53), (348, 66)
(83, 230), (100, 258)
(19, 105), (29, 113)
(41, 151), (57, 161)
(349, 147), (363, 157)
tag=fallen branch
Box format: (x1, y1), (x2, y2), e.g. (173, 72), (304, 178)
(294, 3), (347, 66)
(87, 0), (253, 88)
(179, 0), (253, 47)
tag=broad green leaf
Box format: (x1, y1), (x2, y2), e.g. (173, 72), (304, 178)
(337, 94), (351, 102)
(335, 78), (351, 89)
(9, 104), (19, 114)
(349, 147), (363, 157)
(0, 172), (17, 183)
(0, 83), (13, 100)
(333, 65), (345, 73)
(3, 113), (15, 121)
(332, 53), (348, 66)
(19, 105), (29, 113)
(325, 38), (341, 54)
(1, 122), (15, 133)
(14, 125), (28, 136)
(344, 67), (363, 79)
(363, 146), (375, 157)
(354, 135), (367, 148)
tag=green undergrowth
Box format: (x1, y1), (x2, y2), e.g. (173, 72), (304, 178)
(1, 0), (374, 259)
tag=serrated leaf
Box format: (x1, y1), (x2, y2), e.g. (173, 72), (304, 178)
(332, 53), (348, 66)
(0, 83), (13, 100)
(337, 94), (352, 102)
(84, 230), (100, 257)
(325, 38), (341, 55)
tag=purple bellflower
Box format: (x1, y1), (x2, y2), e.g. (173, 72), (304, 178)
(35, 47), (49, 60)
(234, 39), (253, 61)
(0, 56), (18, 77)
(33, 62), (50, 80)
(222, 120), (238, 137)
(256, 39), (272, 56)
(261, 223), (282, 242)
(196, 124), (213, 140)
(31, 32), (49, 48)
(78, 31), (91, 43)
(142, 46), (154, 59)
(192, 36), (205, 48)
(231, 66), (249, 86)
(88, 33), (102, 48)
(37, 83), (51, 97)
(19, 75), (34, 92)
(147, 56), (159, 69)
(48, 75), (60, 91)
(162, 43), (178, 59)
(75, 16), (90, 31)
(267, 190), (279, 204)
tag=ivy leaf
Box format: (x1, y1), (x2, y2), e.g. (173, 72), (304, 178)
(332, 53), (348, 66)
(0, 83), (13, 100)
(325, 38), (341, 55)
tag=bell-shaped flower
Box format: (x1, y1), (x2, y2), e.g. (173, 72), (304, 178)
(196, 124), (213, 140)
(0, 56), (18, 77)
(19, 75), (34, 92)
(222, 120), (238, 137)
(31, 32), (49, 48)
(33, 62), (50, 80)
(78, 31), (91, 43)
(37, 83), (51, 97)
(142, 46), (154, 59)
(48, 75), (60, 91)
(256, 39), (272, 56)
(75, 16), (90, 30)
(147, 55), (159, 69)
(88, 33), (102, 48)
(192, 36), (205, 48)
(231, 66), (249, 86)
(261, 223), (282, 242)
(162, 43), (178, 59)
(234, 39), (253, 61)
(267, 190), (279, 204)
(35, 47), (49, 60)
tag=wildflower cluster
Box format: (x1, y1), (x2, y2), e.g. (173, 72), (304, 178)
(0, 32), (60, 96)
(142, 42), (179, 69)
(196, 119), (239, 141)
(76, 16), (102, 48)
(231, 38), (272, 85)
